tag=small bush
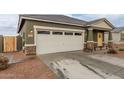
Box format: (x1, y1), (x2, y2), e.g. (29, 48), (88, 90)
(119, 48), (124, 51)
(107, 49), (118, 54)
(0, 55), (9, 70)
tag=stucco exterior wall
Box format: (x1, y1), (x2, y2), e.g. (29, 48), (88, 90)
(19, 21), (28, 46)
(105, 32), (124, 44)
(119, 30), (124, 44)
(104, 32), (108, 43)
(104, 32), (124, 44)
(112, 33), (121, 44)
(92, 21), (112, 29)
(121, 30), (124, 33)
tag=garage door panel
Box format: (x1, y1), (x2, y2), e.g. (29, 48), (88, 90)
(36, 32), (83, 54)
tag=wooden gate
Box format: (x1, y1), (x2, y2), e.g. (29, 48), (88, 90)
(4, 36), (17, 52)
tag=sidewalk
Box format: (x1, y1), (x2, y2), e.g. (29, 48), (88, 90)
(89, 54), (124, 68)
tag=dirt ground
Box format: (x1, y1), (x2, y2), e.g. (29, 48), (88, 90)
(92, 44), (124, 59)
(111, 51), (124, 59)
(114, 44), (124, 49)
(112, 44), (124, 59)
(0, 52), (57, 79)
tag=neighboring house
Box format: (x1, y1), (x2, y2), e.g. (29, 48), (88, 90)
(111, 27), (124, 44)
(17, 15), (115, 55)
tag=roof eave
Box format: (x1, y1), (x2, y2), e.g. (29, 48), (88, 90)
(18, 16), (86, 33)
(87, 18), (115, 29)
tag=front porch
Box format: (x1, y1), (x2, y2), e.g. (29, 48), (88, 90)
(84, 27), (113, 51)
(84, 18), (115, 52)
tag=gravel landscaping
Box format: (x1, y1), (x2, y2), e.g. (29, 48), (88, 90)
(0, 52), (57, 79)
(112, 44), (124, 58)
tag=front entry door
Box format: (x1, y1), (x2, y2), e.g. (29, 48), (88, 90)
(97, 32), (103, 47)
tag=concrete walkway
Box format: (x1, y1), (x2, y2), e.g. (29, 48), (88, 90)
(39, 51), (122, 79)
(89, 54), (124, 68)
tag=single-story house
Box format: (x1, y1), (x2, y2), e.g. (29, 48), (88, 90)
(110, 27), (124, 44)
(17, 15), (86, 55)
(17, 15), (115, 55)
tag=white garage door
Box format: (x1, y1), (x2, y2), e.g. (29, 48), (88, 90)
(36, 31), (84, 54)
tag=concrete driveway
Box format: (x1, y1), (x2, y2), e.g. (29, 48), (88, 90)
(39, 50), (124, 79)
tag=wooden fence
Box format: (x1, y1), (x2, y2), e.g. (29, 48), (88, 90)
(0, 35), (22, 53)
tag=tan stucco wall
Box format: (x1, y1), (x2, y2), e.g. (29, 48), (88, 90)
(121, 30), (124, 33)
(104, 32), (120, 44)
(112, 33), (121, 44)
(92, 21), (112, 29)
(119, 30), (124, 44)
(19, 21), (28, 47)
(110, 30), (124, 44)
(104, 32), (109, 43)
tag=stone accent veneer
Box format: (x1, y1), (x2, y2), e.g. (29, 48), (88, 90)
(86, 42), (94, 50)
(25, 46), (36, 55)
(84, 42), (94, 52)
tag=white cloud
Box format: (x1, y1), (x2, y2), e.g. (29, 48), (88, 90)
(0, 14), (124, 35)
(0, 14), (19, 35)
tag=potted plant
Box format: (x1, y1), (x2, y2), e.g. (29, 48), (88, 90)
(0, 55), (9, 70)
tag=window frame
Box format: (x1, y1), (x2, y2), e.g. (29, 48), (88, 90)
(37, 31), (50, 34)
(52, 31), (63, 35)
(64, 32), (73, 35)
(74, 32), (82, 36)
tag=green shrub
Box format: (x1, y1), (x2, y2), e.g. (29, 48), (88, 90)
(0, 55), (9, 70)
(119, 48), (124, 51)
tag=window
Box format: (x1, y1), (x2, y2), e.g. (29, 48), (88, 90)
(52, 32), (63, 35)
(65, 32), (73, 35)
(121, 33), (124, 41)
(37, 31), (50, 34)
(75, 32), (82, 36)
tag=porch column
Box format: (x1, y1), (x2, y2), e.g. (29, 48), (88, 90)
(108, 31), (113, 48)
(88, 28), (93, 41)
(86, 28), (94, 51)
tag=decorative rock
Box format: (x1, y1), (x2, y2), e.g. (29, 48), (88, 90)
(0, 55), (9, 70)
(25, 46), (36, 55)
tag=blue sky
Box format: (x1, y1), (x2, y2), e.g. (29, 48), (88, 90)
(0, 14), (124, 35)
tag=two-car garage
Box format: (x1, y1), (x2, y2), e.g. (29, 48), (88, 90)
(35, 26), (84, 55)
(18, 15), (86, 55)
